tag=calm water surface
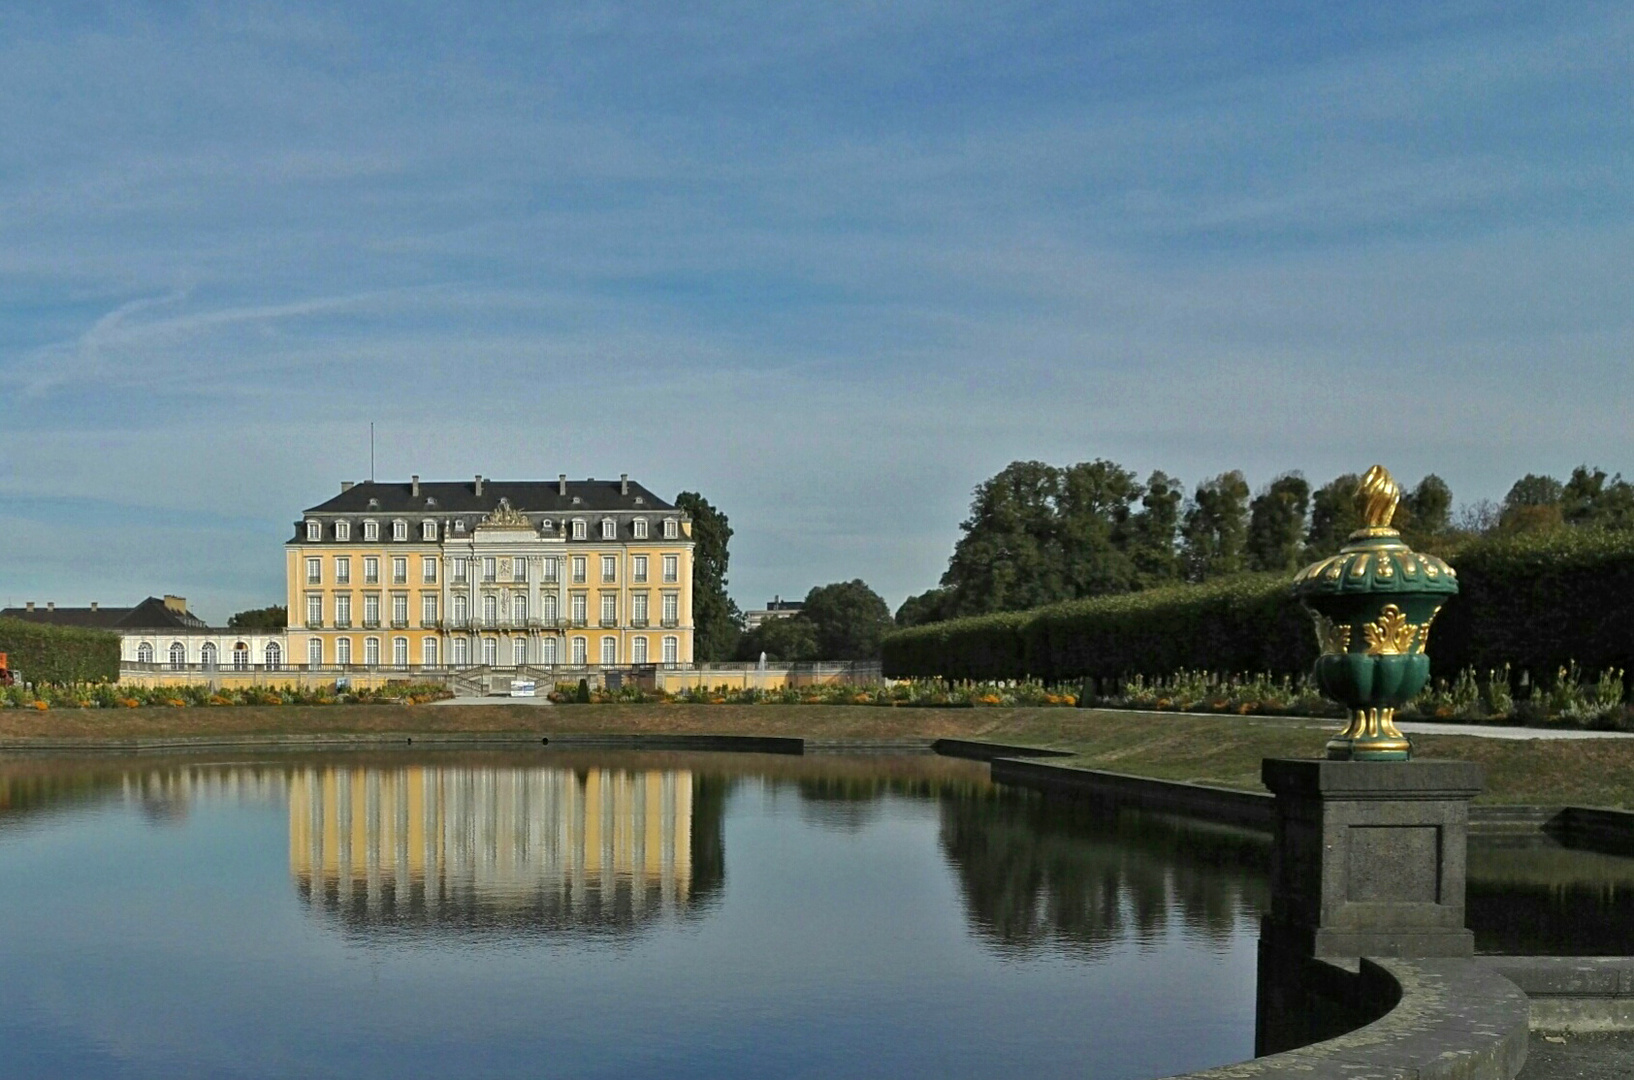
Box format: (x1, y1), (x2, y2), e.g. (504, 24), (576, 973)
(0, 751), (1265, 1080)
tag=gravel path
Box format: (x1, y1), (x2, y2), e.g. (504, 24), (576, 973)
(1518, 1031), (1634, 1079)
(1396, 721), (1634, 741)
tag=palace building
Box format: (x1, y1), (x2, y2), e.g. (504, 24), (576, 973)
(286, 475), (695, 673)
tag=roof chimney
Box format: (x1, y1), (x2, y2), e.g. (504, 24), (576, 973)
(558, 474), (567, 496)
(341, 481), (355, 492)
(90, 602), (98, 612)
(411, 475), (420, 497)
(474, 475), (484, 497)
(163, 595), (187, 614)
(25, 601), (34, 612)
(46, 602), (54, 612)
(620, 473), (629, 496)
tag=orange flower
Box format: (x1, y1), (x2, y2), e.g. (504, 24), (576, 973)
(32, 700), (48, 711)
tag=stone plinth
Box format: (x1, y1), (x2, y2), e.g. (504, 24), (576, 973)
(1261, 758), (1483, 960)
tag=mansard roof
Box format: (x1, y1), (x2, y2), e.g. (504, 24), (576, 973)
(0, 597), (210, 631)
(302, 479), (678, 516)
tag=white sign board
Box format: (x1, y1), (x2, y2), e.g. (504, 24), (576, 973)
(510, 680), (536, 698)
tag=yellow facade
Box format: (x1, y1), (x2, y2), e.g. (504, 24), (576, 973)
(284, 478), (695, 673)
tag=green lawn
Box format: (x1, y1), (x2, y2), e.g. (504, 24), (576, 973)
(1, 702), (1628, 808)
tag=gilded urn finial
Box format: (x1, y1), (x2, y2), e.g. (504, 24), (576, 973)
(1356, 464), (1401, 533)
(1292, 463), (1459, 761)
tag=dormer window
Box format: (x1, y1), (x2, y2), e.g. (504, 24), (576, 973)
(571, 496), (582, 505)
(363, 520), (379, 542)
(542, 518), (554, 532)
(633, 496), (645, 506)
(663, 518), (678, 539)
(425, 497), (438, 508)
(422, 520), (437, 541)
(335, 520), (350, 542)
(392, 519), (408, 541)
(454, 519), (467, 534)
(306, 520), (321, 541)
(367, 497), (381, 509)
(601, 518), (617, 540)
(633, 518), (649, 540)
(571, 518), (587, 541)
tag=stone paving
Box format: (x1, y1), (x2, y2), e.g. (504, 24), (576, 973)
(1517, 1031), (1634, 1079)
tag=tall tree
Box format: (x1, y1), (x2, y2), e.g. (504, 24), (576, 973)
(801, 580), (894, 660)
(1562, 466), (1634, 529)
(733, 615), (821, 663)
(1126, 470), (1184, 588)
(1056, 459), (1142, 599)
(1180, 471), (1250, 582)
(1246, 473), (1311, 572)
(1399, 474), (1454, 543)
(940, 461), (1066, 615)
(1304, 473), (1363, 558)
(895, 587), (955, 627)
(1499, 474), (1565, 534)
(674, 491), (742, 661)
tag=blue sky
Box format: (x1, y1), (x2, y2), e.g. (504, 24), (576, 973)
(1, 2), (1629, 622)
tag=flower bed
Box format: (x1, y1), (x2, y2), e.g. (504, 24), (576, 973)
(0, 682), (452, 709)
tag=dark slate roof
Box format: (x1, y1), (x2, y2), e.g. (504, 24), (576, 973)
(0, 597), (210, 631)
(303, 479), (678, 516)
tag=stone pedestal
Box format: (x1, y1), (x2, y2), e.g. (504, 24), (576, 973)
(1260, 758), (1483, 960)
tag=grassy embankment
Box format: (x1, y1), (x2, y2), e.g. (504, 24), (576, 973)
(1, 704), (1629, 808)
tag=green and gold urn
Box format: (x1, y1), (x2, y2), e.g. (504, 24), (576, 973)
(1291, 466), (1458, 761)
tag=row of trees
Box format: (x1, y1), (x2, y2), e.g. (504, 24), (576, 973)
(896, 460), (1634, 626)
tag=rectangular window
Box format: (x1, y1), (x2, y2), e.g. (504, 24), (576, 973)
(513, 559), (528, 583)
(542, 558), (558, 583)
(601, 637), (617, 666)
(514, 594), (528, 623)
(392, 520), (407, 541)
(663, 636), (678, 665)
(513, 638), (527, 667)
(337, 637), (352, 665)
(542, 594), (558, 623)
(365, 637), (380, 667)
(601, 518), (616, 540)
(572, 519), (586, 540)
(422, 594), (438, 626)
(662, 593), (679, 625)
(393, 637), (408, 667)
(307, 637), (323, 667)
(422, 520), (437, 541)
(363, 520), (379, 542)
(542, 637), (558, 665)
(483, 556), (496, 582)
(335, 521), (350, 542)
(572, 637), (587, 665)
(423, 637), (439, 667)
(392, 557), (407, 584)
(633, 556), (648, 583)
(335, 556), (351, 584)
(422, 558), (437, 584)
(632, 593), (649, 626)
(364, 557), (379, 584)
(483, 594), (497, 624)
(633, 637), (648, 664)
(452, 558), (468, 583)
(335, 594), (352, 628)
(392, 593), (408, 626)
(601, 555), (616, 583)
(662, 555), (679, 583)
(633, 518), (648, 540)
(306, 521), (321, 541)
(452, 638), (468, 665)
(305, 594), (323, 627)
(571, 593), (587, 625)
(571, 556), (587, 584)
(363, 594), (380, 627)
(663, 519), (678, 539)
(305, 557), (322, 584)
(600, 593), (617, 625)
(482, 638), (497, 666)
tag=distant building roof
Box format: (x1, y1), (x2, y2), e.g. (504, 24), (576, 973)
(0, 596), (209, 631)
(302, 478), (676, 516)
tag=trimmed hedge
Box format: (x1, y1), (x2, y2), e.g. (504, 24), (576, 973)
(883, 529), (1634, 686)
(0, 618), (121, 685)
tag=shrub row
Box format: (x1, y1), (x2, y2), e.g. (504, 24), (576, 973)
(882, 528), (1634, 685)
(1, 682), (452, 709)
(0, 619), (121, 686)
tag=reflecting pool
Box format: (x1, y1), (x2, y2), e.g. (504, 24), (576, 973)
(0, 751), (1264, 1080)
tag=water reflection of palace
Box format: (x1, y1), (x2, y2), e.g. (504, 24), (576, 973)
(289, 766), (722, 935)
